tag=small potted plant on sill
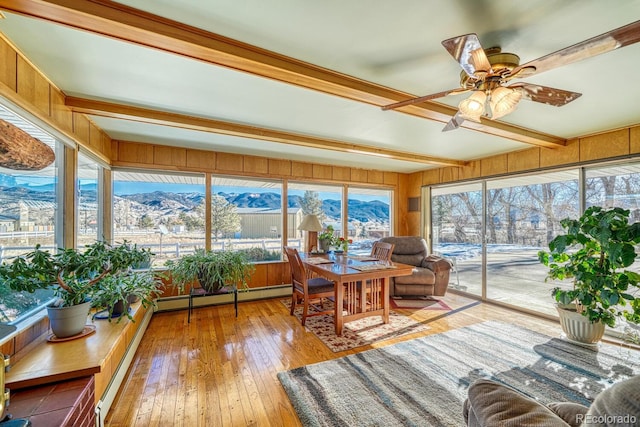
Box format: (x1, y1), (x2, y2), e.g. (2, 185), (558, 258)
(90, 271), (161, 322)
(164, 248), (255, 294)
(538, 206), (640, 344)
(0, 240), (153, 338)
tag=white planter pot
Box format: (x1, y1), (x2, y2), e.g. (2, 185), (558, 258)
(556, 305), (605, 344)
(47, 301), (91, 338)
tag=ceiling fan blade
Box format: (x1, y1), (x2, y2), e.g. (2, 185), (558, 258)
(508, 19), (640, 79)
(381, 88), (469, 111)
(441, 33), (492, 79)
(442, 112), (465, 132)
(509, 83), (582, 106)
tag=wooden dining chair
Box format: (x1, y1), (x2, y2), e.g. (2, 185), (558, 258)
(356, 241), (396, 310)
(283, 246), (336, 326)
(371, 241), (395, 261)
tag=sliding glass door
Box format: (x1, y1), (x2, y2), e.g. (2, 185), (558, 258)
(485, 171), (579, 315)
(431, 183), (483, 295)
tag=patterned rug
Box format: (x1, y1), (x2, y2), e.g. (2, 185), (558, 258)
(278, 321), (640, 426)
(281, 299), (428, 352)
(389, 297), (452, 311)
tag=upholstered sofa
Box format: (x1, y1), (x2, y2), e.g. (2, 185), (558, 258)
(463, 375), (640, 426)
(379, 236), (453, 298)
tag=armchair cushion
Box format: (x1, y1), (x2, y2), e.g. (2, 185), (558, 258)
(422, 255), (453, 272)
(393, 267), (435, 285)
(379, 236), (453, 297)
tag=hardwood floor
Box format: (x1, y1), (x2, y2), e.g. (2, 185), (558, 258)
(105, 292), (565, 426)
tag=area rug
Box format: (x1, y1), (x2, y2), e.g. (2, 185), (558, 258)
(389, 297), (452, 311)
(281, 299), (428, 352)
(278, 321), (640, 426)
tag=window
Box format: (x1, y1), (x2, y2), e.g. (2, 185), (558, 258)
(77, 152), (102, 246)
(211, 176), (283, 262)
(586, 163), (640, 334)
(431, 172), (579, 308)
(485, 171), (579, 314)
(0, 105), (60, 324)
(586, 163), (640, 216)
(347, 187), (391, 255)
(287, 182), (343, 251)
(113, 170), (205, 265)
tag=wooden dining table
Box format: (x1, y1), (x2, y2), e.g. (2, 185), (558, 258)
(301, 252), (415, 335)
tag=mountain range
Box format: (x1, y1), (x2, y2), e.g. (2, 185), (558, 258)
(0, 185), (389, 223)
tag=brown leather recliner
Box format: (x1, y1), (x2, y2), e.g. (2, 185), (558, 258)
(379, 236), (453, 298)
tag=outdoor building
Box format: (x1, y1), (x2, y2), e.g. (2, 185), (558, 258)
(236, 207), (302, 239)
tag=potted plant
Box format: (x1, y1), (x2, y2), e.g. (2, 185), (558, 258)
(538, 206), (640, 344)
(165, 249), (255, 293)
(318, 225), (338, 253)
(131, 246), (153, 270)
(90, 271), (161, 322)
(0, 240), (153, 338)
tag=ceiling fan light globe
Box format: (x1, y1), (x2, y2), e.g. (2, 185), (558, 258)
(458, 91), (486, 121)
(490, 87), (522, 120)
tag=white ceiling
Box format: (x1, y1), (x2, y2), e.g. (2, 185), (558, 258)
(0, 0), (639, 173)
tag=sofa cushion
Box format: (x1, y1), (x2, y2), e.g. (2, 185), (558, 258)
(464, 379), (569, 427)
(546, 402), (588, 427)
(464, 376), (640, 427)
(583, 375), (640, 426)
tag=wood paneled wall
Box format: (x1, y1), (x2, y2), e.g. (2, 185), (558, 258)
(406, 126), (640, 235)
(112, 140), (400, 186)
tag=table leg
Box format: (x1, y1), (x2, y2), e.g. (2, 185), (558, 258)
(382, 277), (390, 324)
(234, 288), (238, 317)
(188, 292), (193, 323)
(335, 280), (344, 335)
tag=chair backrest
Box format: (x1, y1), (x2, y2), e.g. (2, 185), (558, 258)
(283, 246), (306, 288)
(371, 241), (394, 261)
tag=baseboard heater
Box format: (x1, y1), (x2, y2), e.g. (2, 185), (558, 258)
(155, 284), (292, 312)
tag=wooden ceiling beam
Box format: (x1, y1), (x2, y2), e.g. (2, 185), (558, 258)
(0, 0), (567, 149)
(66, 96), (467, 167)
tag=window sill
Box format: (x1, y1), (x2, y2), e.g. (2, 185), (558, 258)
(0, 307), (49, 346)
(6, 302), (152, 395)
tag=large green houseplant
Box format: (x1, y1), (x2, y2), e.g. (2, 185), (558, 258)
(0, 240), (154, 337)
(90, 270), (161, 322)
(538, 206), (640, 343)
(165, 249), (255, 293)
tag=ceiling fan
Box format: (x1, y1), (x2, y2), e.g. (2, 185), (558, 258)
(382, 20), (640, 131)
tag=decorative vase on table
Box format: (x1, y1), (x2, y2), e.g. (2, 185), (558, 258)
(338, 237), (352, 254)
(319, 238), (333, 253)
